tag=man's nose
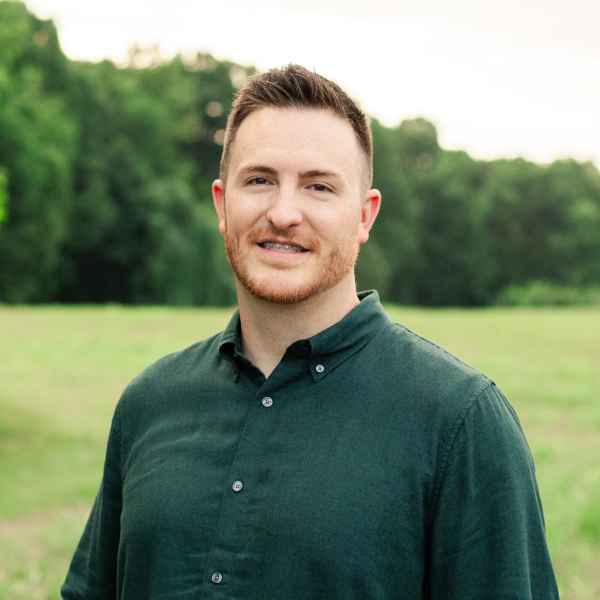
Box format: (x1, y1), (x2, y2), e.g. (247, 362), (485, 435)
(265, 187), (303, 230)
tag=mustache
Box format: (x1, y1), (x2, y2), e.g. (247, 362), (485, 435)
(245, 226), (320, 252)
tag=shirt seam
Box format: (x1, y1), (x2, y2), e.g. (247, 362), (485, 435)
(115, 397), (123, 446)
(394, 323), (493, 381)
(428, 379), (493, 523)
(115, 399), (123, 475)
(112, 392), (125, 478)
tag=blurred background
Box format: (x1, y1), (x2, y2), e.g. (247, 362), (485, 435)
(0, 0), (599, 598)
(1, 0), (600, 306)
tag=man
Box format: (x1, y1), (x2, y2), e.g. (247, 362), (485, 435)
(62, 65), (559, 599)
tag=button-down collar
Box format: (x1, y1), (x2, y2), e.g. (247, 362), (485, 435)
(218, 290), (391, 382)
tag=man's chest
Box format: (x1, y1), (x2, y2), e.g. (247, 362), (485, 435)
(118, 378), (436, 598)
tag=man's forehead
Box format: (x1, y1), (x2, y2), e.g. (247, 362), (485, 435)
(240, 105), (349, 131)
(238, 107), (355, 144)
(229, 107), (365, 178)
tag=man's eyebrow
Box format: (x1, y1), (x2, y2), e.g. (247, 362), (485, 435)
(238, 165), (278, 176)
(299, 169), (343, 180)
(237, 166), (343, 180)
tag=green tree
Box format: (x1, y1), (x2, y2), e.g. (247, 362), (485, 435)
(0, 168), (8, 225)
(0, 1), (77, 302)
(1, 0), (599, 307)
(57, 51), (243, 304)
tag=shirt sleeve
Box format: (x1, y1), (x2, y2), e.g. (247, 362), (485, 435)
(427, 383), (559, 599)
(61, 400), (123, 600)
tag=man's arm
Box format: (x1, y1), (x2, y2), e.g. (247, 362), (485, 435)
(428, 384), (559, 598)
(61, 401), (123, 600)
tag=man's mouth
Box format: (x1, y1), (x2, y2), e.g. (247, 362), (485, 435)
(258, 242), (308, 253)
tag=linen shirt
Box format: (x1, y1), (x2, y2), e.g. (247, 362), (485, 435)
(62, 291), (559, 599)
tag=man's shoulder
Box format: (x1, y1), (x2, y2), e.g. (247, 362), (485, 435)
(118, 331), (227, 408)
(385, 320), (488, 378)
(368, 319), (493, 417)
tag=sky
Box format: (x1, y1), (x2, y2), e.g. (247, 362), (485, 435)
(25, 0), (600, 167)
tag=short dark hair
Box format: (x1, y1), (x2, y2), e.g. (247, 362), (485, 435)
(219, 64), (373, 187)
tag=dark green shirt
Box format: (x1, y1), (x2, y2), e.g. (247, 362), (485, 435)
(62, 291), (558, 599)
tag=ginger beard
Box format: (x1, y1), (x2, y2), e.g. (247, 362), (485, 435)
(224, 218), (362, 305)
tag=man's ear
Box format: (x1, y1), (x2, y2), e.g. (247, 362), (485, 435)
(358, 189), (381, 244)
(212, 180), (226, 235)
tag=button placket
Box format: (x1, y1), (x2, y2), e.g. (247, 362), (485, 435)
(203, 384), (279, 595)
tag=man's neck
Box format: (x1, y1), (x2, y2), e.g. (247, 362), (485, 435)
(237, 277), (360, 378)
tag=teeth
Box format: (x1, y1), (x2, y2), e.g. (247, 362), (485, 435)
(261, 242), (305, 252)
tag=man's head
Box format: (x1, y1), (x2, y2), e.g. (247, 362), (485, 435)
(213, 65), (380, 305)
(219, 64), (373, 191)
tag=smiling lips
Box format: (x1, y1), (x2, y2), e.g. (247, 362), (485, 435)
(246, 226), (318, 255)
(258, 241), (308, 253)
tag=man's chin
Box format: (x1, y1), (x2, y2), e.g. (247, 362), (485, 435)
(241, 277), (319, 305)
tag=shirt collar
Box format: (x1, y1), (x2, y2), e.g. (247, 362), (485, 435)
(219, 309), (242, 362)
(218, 290), (391, 382)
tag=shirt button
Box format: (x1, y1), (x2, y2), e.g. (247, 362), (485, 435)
(212, 572), (223, 584)
(262, 396), (273, 407)
(316, 364), (325, 373)
(232, 480), (243, 492)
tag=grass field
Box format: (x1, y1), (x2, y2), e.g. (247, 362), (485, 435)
(0, 304), (599, 598)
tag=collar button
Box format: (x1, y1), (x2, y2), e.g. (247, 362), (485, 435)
(315, 364), (325, 373)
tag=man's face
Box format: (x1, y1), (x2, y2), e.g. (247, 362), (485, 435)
(213, 107), (380, 304)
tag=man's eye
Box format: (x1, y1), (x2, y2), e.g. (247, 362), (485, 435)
(310, 183), (330, 192)
(249, 177), (269, 185)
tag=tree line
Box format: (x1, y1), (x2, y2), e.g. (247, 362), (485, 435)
(1, 1), (599, 306)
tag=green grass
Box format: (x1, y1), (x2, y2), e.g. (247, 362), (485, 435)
(1, 305), (599, 598)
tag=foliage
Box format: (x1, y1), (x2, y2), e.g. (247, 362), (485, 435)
(0, 167), (8, 225)
(1, 0), (599, 306)
(496, 280), (600, 307)
(0, 2), (244, 305)
(0, 1), (76, 301)
(360, 119), (600, 306)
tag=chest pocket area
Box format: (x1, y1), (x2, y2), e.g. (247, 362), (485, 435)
(260, 438), (426, 573)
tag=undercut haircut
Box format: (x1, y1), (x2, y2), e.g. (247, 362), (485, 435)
(219, 64), (373, 188)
